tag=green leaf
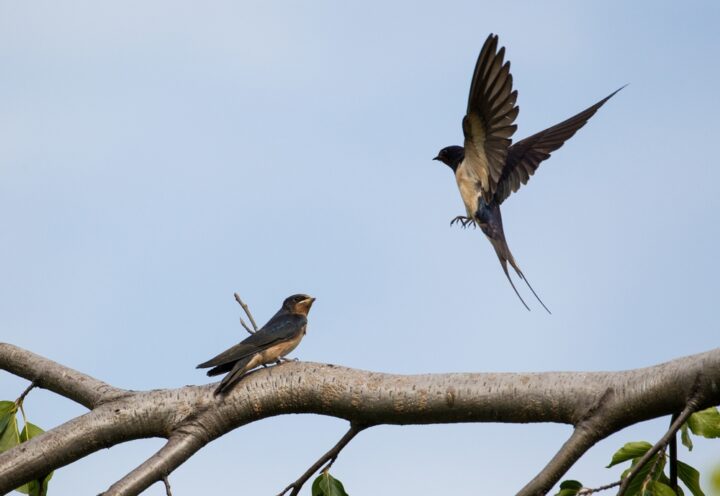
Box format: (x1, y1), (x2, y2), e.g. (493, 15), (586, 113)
(676, 461), (704, 496)
(0, 413), (19, 453)
(608, 441), (653, 467)
(657, 472), (684, 496)
(680, 423), (693, 451)
(16, 423), (53, 496)
(556, 480), (583, 496)
(645, 481), (679, 496)
(622, 454), (666, 496)
(19, 422), (45, 443)
(311, 472), (349, 496)
(0, 401), (17, 436)
(687, 407), (720, 438)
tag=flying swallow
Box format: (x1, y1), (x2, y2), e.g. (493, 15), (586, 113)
(434, 33), (621, 312)
(197, 293), (315, 395)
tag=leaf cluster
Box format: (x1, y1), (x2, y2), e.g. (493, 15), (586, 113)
(556, 407), (720, 496)
(0, 399), (53, 496)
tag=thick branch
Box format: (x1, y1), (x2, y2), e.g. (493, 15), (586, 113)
(0, 343), (127, 408)
(0, 344), (719, 495)
(102, 430), (210, 496)
(518, 422), (608, 496)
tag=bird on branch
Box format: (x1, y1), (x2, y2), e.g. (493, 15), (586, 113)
(197, 294), (316, 395)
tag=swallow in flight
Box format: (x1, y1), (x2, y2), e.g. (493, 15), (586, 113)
(197, 293), (315, 395)
(434, 33), (622, 312)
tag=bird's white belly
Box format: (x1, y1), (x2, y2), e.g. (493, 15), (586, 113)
(455, 161), (480, 218)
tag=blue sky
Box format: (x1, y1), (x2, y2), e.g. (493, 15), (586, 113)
(1, 1), (719, 494)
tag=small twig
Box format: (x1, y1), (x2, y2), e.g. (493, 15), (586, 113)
(617, 398), (700, 496)
(15, 381), (36, 406)
(162, 475), (172, 496)
(234, 292), (258, 334)
(277, 423), (368, 496)
(669, 413), (678, 491)
(638, 449), (665, 494)
(577, 481), (621, 494)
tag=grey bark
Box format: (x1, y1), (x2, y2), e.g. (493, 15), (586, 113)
(0, 342), (719, 495)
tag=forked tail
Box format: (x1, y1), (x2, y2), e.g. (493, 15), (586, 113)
(489, 237), (551, 314)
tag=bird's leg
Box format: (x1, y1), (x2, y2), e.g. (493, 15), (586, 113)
(450, 216), (476, 228)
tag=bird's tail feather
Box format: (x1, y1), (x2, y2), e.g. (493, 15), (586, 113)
(498, 257), (530, 311)
(214, 356), (253, 395)
(207, 362), (234, 377)
(490, 236), (551, 314)
(506, 255), (552, 314)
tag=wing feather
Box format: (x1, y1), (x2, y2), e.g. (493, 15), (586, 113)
(462, 34), (519, 200)
(196, 314), (306, 369)
(493, 86), (624, 204)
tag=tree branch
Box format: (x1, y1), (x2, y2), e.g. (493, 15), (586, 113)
(15, 381), (37, 405)
(234, 292), (258, 334)
(0, 343), (127, 409)
(518, 423), (607, 495)
(616, 397), (700, 496)
(668, 413), (678, 491)
(278, 423), (368, 496)
(518, 388), (618, 495)
(162, 476), (172, 496)
(1, 343), (719, 495)
(578, 481), (620, 494)
(102, 430), (210, 496)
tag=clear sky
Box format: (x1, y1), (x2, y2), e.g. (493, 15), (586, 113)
(1, 1), (719, 494)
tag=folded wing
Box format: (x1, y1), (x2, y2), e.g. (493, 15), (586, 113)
(196, 313), (306, 370)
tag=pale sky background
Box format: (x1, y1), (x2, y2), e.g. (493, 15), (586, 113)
(1, 1), (719, 494)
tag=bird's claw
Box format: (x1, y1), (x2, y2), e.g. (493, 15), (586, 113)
(450, 216), (476, 229)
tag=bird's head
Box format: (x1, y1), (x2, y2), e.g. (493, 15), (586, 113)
(283, 294), (316, 316)
(433, 146), (464, 171)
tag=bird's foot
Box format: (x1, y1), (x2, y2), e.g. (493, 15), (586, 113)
(279, 357), (298, 363)
(450, 216), (476, 228)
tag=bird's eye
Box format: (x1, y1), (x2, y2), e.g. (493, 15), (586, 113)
(294, 296), (303, 302)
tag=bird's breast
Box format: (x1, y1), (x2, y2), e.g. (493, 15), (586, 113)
(455, 161), (480, 218)
(256, 326), (306, 365)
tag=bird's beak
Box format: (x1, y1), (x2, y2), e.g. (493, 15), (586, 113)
(432, 156), (440, 161)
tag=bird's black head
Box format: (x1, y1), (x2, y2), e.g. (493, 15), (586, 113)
(433, 146), (465, 172)
(282, 294), (316, 316)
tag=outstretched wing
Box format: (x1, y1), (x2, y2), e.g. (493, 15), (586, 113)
(493, 86), (624, 205)
(462, 33), (519, 202)
(196, 313), (306, 369)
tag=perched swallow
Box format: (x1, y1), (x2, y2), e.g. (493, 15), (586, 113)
(197, 294), (315, 395)
(434, 33), (621, 312)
